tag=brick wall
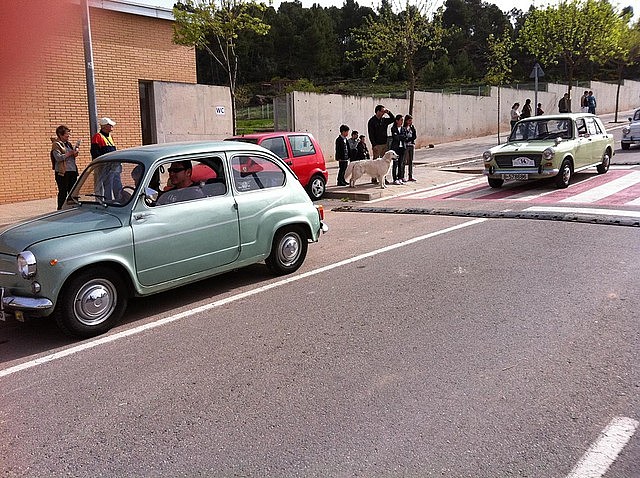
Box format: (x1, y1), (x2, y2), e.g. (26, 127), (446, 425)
(0, 0), (196, 205)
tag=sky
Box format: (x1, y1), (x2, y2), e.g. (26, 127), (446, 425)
(136, 0), (636, 21)
(139, 0), (560, 14)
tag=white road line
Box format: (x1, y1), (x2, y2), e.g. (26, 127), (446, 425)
(524, 206), (640, 218)
(369, 176), (482, 203)
(400, 177), (486, 200)
(0, 218), (487, 379)
(560, 171), (640, 203)
(566, 416), (639, 478)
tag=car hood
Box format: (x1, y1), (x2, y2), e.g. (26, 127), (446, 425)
(0, 208), (123, 254)
(490, 140), (558, 154)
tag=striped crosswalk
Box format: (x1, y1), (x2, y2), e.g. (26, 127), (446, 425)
(399, 168), (640, 208)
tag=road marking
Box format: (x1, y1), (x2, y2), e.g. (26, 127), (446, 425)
(0, 218), (487, 379)
(566, 416), (639, 478)
(524, 206), (640, 218)
(560, 171), (640, 203)
(369, 176), (482, 203)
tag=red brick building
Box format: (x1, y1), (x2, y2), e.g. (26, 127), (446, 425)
(0, 0), (196, 204)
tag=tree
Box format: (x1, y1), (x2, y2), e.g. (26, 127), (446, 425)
(484, 31), (515, 144)
(519, 0), (623, 107)
(173, 0), (270, 134)
(609, 16), (640, 122)
(348, 0), (445, 114)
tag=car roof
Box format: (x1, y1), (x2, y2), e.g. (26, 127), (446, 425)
(93, 140), (270, 163)
(227, 131), (316, 140)
(519, 113), (596, 121)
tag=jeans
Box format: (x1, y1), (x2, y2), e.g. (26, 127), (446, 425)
(404, 145), (415, 179)
(392, 148), (405, 181)
(337, 160), (348, 185)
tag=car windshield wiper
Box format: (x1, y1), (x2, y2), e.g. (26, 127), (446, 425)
(83, 194), (108, 207)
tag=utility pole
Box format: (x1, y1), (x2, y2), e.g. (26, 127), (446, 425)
(81, 0), (98, 137)
(530, 62), (545, 116)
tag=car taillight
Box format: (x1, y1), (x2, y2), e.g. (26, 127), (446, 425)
(316, 205), (325, 221)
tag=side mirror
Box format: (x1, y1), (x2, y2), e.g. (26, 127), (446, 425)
(144, 188), (158, 202)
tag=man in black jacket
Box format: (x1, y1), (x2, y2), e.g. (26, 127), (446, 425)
(367, 105), (394, 184)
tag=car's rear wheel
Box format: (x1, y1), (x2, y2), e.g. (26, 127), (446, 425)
(54, 267), (128, 338)
(555, 159), (572, 188)
(307, 174), (326, 201)
(596, 150), (610, 174)
(265, 226), (308, 275)
(621, 142), (630, 150)
(488, 177), (504, 188)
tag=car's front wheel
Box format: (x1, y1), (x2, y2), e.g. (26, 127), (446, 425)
(54, 267), (128, 338)
(265, 226), (308, 275)
(554, 159), (572, 188)
(307, 174), (326, 201)
(488, 177), (504, 188)
(596, 150), (611, 174)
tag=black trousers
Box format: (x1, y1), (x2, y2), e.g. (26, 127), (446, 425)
(337, 160), (348, 185)
(55, 171), (78, 210)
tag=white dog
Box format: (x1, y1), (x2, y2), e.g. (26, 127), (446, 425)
(344, 150), (398, 189)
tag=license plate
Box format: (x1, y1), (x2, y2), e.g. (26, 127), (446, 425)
(502, 173), (528, 181)
(512, 157), (535, 167)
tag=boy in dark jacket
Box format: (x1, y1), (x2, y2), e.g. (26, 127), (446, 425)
(335, 124), (350, 186)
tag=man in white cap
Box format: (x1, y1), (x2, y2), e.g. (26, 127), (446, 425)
(91, 117), (120, 199)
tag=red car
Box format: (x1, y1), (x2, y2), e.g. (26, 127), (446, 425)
(226, 132), (328, 200)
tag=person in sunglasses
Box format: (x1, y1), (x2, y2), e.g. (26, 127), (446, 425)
(164, 160), (196, 191)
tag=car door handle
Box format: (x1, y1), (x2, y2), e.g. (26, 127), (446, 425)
(133, 213), (153, 221)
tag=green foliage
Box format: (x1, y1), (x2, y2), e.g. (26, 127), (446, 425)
(347, 0), (446, 112)
(519, 0), (624, 88)
(484, 31), (515, 85)
(285, 79), (319, 93)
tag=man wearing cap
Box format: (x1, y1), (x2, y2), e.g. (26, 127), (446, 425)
(91, 117), (120, 200)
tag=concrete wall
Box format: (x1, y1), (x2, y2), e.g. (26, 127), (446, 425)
(153, 82), (233, 143)
(292, 80), (640, 161)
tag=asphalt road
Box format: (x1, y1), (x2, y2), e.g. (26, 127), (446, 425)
(1, 213), (638, 477)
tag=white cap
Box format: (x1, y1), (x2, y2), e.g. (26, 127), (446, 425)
(99, 117), (116, 126)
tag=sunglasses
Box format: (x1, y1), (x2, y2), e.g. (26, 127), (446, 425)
(168, 167), (186, 173)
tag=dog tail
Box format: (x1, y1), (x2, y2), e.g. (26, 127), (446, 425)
(344, 161), (355, 180)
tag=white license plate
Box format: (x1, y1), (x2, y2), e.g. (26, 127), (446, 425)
(512, 157), (535, 167)
(502, 173), (528, 181)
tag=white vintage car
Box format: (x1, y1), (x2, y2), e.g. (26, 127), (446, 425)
(621, 107), (640, 150)
(483, 113), (614, 189)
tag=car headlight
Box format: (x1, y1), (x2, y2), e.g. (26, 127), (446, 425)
(622, 126), (630, 135)
(542, 147), (555, 160)
(17, 251), (37, 279)
(483, 151), (492, 161)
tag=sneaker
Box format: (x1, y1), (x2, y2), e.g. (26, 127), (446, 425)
(371, 178), (378, 184)
(407, 177), (417, 182)
(393, 179), (403, 185)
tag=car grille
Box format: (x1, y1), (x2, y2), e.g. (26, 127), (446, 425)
(495, 154), (542, 169)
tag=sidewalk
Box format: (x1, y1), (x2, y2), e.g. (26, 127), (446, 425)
(0, 110), (632, 226)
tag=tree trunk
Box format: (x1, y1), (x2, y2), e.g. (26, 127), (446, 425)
(408, 58), (416, 116)
(615, 63), (623, 123)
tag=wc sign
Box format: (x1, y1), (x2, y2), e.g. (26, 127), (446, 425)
(215, 106), (225, 115)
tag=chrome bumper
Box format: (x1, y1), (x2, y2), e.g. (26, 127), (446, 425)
(0, 287), (53, 321)
(484, 168), (559, 178)
(320, 221), (329, 233)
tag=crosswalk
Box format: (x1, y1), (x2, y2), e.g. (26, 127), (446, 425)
(398, 167), (640, 208)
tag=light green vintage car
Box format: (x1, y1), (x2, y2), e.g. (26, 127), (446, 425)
(0, 141), (328, 338)
(483, 113), (614, 188)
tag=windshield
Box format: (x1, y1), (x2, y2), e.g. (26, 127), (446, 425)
(65, 161), (144, 208)
(509, 119), (573, 142)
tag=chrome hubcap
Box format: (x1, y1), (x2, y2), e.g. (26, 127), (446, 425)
(311, 178), (324, 198)
(278, 233), (301, 266)
(73, 279), (117, 326)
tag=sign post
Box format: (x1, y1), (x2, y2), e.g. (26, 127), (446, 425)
(529, 63), (545, 115)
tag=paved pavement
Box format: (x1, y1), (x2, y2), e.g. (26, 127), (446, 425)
(0, 110), (632, 226)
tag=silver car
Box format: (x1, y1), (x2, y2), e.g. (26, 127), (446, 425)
(0, 141), (328, 338)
